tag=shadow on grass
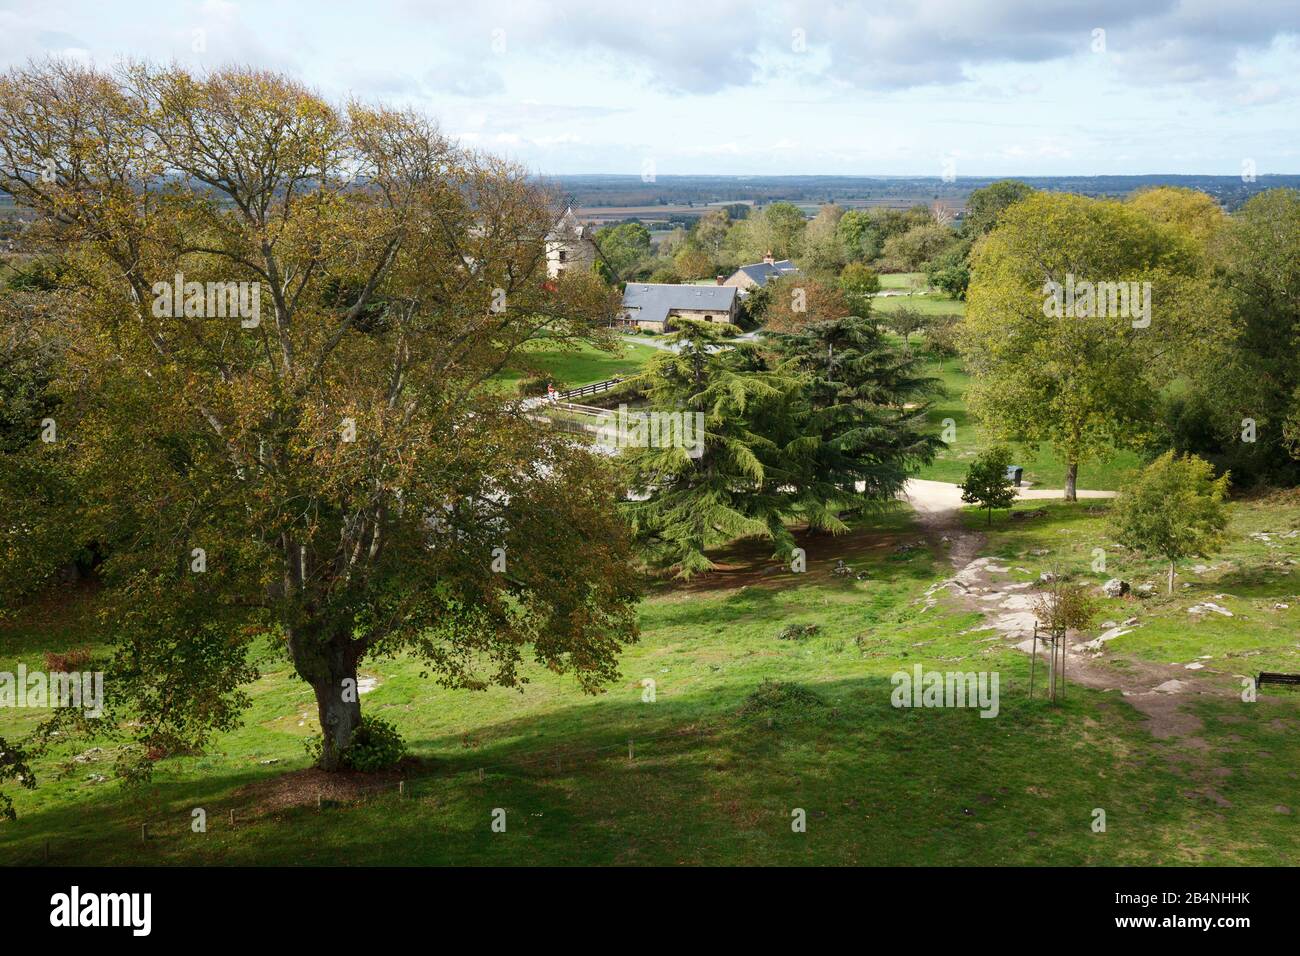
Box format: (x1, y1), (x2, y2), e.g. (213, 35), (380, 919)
(7, 663), (1296, 866)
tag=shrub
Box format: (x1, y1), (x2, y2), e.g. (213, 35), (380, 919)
(343, 716), (406, 772)
(776, 622), (820, 641)
(960, 445), (1017, 525)
(44, 647), (92, 672)
(737, 680), (825, 723)
(516, 374), (553, 398)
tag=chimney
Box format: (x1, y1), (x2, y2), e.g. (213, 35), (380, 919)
(715, 274), (725, 285)
(762, 250), (774, 265)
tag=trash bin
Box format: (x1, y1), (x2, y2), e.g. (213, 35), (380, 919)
(1006, 465), (1023, 487)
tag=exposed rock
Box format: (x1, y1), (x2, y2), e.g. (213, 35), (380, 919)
(1079, 625), (1135, 651)
(1188, 602), (1233, 617)
(1102, 578), (1129, 598)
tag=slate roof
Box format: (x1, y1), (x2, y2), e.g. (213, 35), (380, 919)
(546, 205), (594, 241)
(735, 259), (798, 286)
(621, 283), (738, 326)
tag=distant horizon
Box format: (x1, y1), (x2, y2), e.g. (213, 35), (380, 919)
(543, 173), (1300, 180)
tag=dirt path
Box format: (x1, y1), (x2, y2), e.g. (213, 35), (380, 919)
(903, 479), (1237, 804)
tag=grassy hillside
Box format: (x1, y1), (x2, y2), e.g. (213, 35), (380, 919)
(3, 497), (1297, 866)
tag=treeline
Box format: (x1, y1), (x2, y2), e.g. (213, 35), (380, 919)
(959, 185), (1300, 491)
(550, 174), (1300, 213)
(594, 196), (969, 288)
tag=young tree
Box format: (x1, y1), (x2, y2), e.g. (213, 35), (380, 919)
(1032, 576), (1097, 702)
(881, 306), (927, 354)
(0, 61), (639, 773)
(923, 315), (962, 371)
(960, 446), (1017, 525)
(1108, 452), (1230, 594)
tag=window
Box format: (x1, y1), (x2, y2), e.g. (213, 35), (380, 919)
(558, 250), (567, 262)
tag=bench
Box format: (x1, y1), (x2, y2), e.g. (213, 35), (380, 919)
(1257, 672), (1300, 688)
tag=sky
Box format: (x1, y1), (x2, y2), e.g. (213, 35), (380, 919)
(1, 0), (1298, 177)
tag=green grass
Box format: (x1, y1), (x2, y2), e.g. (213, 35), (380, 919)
(3, 501), (1298, 865)
(967, 492), (1300, 676)
(915, 358), (1141, 490)
(871, 293), (965, 316)
(493, 338), (660, 392)
(877, 272), (927, 291)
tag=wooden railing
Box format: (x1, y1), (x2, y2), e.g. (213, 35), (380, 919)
(558, 377), (622, 400)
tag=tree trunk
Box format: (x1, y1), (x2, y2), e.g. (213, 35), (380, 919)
(1064, 461), (1078, 502)
(1168, 560), (1175, 596)
(289, 621), (362, 771)
(1047, 636), (1056, 703)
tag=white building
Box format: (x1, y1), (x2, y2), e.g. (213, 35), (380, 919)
(545, 206), (599, 278)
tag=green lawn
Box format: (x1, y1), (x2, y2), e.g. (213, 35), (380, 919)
(877, 272), (928, 291)
(871, 293), (965, 316)
(493, 338), (660, 392)
(3, 498), (1298, 865)
(915, 358), (1141, 490)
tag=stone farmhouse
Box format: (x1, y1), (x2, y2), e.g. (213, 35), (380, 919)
(723, 252), (798, 290)
(618, 283), (739, 333)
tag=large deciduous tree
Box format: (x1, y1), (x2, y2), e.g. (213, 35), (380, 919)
(959, 191), (1218, 500)
(1196, 188), (1300, 483)
(0, 61), (638, 773)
